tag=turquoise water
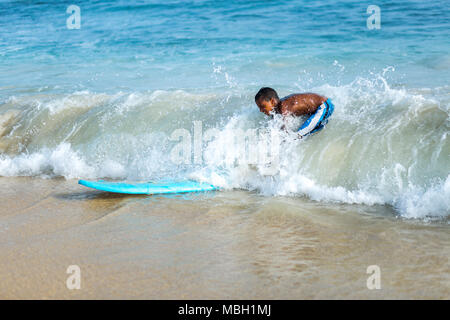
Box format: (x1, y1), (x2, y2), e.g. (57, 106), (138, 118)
(1, 0), (449, 93)
(0, 0), (449, 219)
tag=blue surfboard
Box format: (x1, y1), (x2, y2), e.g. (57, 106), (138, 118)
(78, 180), (218, 195)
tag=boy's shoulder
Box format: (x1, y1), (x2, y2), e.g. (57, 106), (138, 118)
(284, 92), (327, 103)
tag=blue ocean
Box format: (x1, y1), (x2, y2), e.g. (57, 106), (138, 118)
(0, 0), (449, 219)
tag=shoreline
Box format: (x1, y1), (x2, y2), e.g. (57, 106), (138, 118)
(0, 176), (448, 299)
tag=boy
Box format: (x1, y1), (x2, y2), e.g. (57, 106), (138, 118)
(255, 87), (334, 138)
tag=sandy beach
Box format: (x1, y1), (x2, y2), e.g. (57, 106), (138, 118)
(0, 177), (448, 299)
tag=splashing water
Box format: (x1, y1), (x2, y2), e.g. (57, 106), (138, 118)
(0, 1), (449, 219)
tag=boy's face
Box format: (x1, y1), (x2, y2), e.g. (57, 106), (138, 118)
(256, 98), (278, 115)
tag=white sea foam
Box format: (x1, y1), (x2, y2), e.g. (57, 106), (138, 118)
(0, 143), (95, 179)
(0, 75), (448, 219)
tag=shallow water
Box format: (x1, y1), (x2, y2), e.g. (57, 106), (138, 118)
(0, 177), (448, 299)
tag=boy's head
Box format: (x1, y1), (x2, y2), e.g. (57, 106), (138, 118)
(255, 87), (279, 115)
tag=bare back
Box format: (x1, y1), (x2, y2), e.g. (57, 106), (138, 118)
(276, 93), (327, 116)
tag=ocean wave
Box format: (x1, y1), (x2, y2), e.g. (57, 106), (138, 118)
(0, 75), (448, 219)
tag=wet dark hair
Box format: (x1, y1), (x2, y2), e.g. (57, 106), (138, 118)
(255, 87), (279, 102)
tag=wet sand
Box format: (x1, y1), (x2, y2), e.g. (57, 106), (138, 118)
(0, 177), (448, 299)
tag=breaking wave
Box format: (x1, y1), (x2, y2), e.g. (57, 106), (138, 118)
(0, 74), (448, 219)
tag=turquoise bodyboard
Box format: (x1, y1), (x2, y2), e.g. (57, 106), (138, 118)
(78, 180), (218, 195)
